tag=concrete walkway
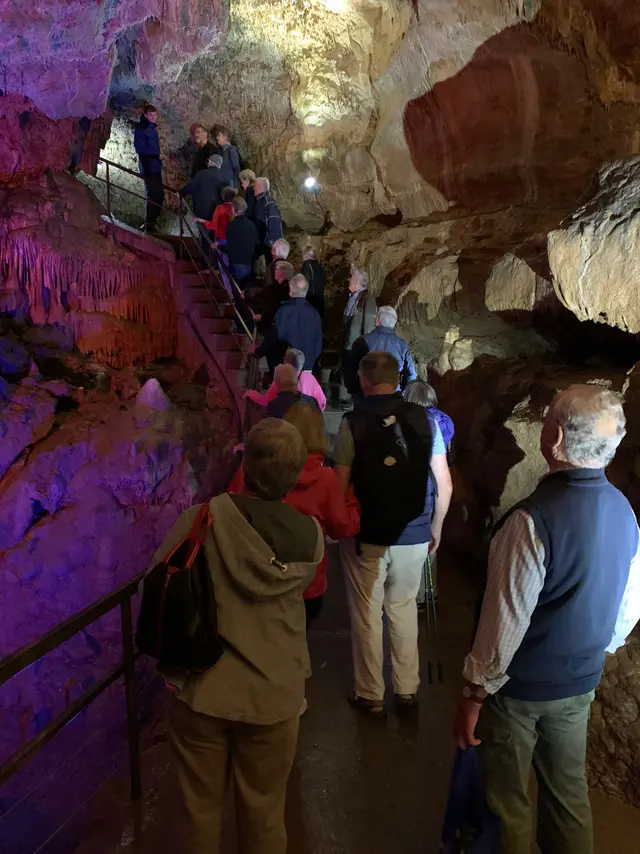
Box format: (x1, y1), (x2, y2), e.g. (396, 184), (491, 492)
(62, 547), (640, 854)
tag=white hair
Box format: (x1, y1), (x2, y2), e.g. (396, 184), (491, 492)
(549, 385), (626, 468)
(255, 176), (270, 193)
(351, 268), (368, 289)
(289, 274), (309, 298)
(285, 348), (305, 371)
(274, 363), (298, 391)
(272, 239), (290, 260)
(376, 306), (397, 328)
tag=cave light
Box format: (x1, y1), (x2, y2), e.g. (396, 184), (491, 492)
(304, 176), (317, 190)
(319, 0), (347, 12)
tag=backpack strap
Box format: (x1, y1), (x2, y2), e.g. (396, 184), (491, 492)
(360, 294), (367, 336)
(164, 504), (212, 568)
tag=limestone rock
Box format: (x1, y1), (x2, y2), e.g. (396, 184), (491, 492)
(135, 378), (172, 412)
(485, 254), (552, 313)
(0, 337), (31, 377)
(0, 382), (57, 479)
(0, 0), (228, 119)
(548, 158), (640, 334)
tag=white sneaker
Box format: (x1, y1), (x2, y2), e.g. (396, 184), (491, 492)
(299, 698), (308, 716)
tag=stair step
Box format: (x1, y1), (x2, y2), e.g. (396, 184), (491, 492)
(218, 350), (247, 370)
(174, 260), (201, 274)
(228, 368), (249, 388)
(178, 270), (216, 283)
(206, 333), (238, 352)
(199, 317), (233, 334)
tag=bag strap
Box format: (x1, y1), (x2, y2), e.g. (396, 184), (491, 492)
(360, 294), (366, 336)
(164, 504), (212, 567)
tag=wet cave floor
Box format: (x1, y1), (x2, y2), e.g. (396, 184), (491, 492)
(3, 547), (640, 854)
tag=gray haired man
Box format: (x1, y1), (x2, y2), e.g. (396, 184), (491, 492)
(454, 384), (640, 854)
(344, 306), (417, 405)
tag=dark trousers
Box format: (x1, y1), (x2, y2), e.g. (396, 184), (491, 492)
(304, 594), (324, 628)
(144, 173), (164, 226)
(477, 691), (595, 854)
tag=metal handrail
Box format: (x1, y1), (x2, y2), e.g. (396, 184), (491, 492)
(0, 571), (145, 798)
(88, 154), (257, 351)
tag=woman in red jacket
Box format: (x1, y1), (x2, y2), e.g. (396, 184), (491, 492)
(229, 401), (360, 625)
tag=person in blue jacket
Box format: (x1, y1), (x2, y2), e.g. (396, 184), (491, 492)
(214, 126), (241, 188)
(345, 306), (417, 401)
(254, 177), (284, 262)
(134, 104), (164, 232)
(253, 274), (322, 376)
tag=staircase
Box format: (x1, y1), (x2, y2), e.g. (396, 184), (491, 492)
(100, 218), (256, 413)
(167, 238), (253, 400)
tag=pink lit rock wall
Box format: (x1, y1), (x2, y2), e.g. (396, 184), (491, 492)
(0, 170), (181, 368)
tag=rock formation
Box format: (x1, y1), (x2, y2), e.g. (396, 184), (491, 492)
(3, 0), (640, 815)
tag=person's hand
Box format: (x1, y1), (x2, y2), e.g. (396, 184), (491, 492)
(249, 342), (257, 354)
(429, 527), (441, 554)
(233, 443), (244, 456)
(453, 697), (483, 750)
(194, 217), (204, 223)
(253, 313), (262, 322)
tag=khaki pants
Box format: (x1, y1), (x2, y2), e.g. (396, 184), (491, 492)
(477, 691), (595, 854)
(340, 538), (429, 701)
(168, 694), (299, 854)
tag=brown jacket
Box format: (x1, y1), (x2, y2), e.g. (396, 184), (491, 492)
(153, 493), (324, 725)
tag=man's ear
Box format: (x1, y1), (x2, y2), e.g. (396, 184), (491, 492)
(552, 422), (564, 458)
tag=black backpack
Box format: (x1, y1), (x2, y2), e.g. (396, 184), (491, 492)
(347, 400), (432, 546)
(136, 503), (224, 674)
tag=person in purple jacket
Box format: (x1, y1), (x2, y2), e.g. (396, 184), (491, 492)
(404, 379), (455, 608)
(405, 380), (455, 453)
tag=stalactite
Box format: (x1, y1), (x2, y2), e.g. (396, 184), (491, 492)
(0, 233), (146, 326)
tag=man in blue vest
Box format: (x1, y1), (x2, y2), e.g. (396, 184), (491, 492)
(454, 384), (640, 854)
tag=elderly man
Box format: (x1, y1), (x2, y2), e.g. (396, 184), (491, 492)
(333, 351), (452, 717)
(339, 267), (377, 409)
(266, 364), (320, 418)
(254, 274), (322, 375)
(187, 123), (216, 177)
(225, 196), (259, 286)
(254, 177), (284, 258)
(454, 384), (640, 854)
(264, 239), (291, 289)
(345, 306), (417, 397)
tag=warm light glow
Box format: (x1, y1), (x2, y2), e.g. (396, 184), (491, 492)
(304, 176), (317, 189)
(320, 0), (346, 12)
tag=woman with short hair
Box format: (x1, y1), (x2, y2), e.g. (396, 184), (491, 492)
(157, 418), (324, 854)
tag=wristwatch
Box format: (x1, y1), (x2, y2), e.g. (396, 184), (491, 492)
(462, 684), (488, 704)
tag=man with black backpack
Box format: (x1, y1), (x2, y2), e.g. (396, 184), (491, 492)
(332, 352), (452, 717)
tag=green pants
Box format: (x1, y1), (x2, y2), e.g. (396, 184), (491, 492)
(477, 691), (595, 854)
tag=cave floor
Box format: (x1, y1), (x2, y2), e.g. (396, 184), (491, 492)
(21, 547), (640, 854)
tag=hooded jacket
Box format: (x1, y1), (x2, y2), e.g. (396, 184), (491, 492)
(134, 116), (162, 176)
(229, 454), (360, 599)
(155, 492), (324, 724)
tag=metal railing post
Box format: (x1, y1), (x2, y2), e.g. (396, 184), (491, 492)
(120, 598), (142, 800)
(105, 161), (112, 219)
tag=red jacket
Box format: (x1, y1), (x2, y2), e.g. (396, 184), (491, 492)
(228, 453), (360, 599)
(202, 202), (234, 242)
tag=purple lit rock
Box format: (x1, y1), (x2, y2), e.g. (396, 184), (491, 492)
(0, 0), (228, 119)
(135, 378), (172, 412)
(0, 382), (57, 478)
